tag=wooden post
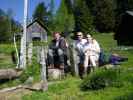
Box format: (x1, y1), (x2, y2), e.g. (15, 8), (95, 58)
(27, 42), (33, 65)
(72, 44), (79, 76)
(40, 46), (47, 82)
(40, 45), (48, 91)
(36, 46), (41, 63)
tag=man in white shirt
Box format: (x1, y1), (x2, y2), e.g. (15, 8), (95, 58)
(74, 32), (87, 78)
(74, 32), (87, 65)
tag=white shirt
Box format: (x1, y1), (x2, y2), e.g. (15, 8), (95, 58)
(55, 40), (59, 47)
(74, 39), (87, 54)
(83, 39), (100, 58)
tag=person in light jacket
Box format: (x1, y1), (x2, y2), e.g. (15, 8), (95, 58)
(83, 34), (100, 72)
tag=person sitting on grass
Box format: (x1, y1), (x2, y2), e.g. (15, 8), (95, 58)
(98, 51), (128, 67)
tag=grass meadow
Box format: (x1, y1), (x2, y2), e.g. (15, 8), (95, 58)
(0, 33), (133, 100)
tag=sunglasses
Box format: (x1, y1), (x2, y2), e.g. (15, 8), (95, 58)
(76, 35), (82, 36)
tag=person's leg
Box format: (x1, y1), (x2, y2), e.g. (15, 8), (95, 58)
(84, 54), (89, 75)
(64, 55), (69, 73)
(90, 56), (97, 69)
(79, 54), (87, 78)
(78, 63), (84, 79)
(57, 48), (64, 69)
(84, 54), (89, 68)
(48, 49), (54, 68)
(109, 55), (120, 65)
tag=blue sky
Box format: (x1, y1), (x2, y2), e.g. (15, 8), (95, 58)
(0, 0), (61, 23)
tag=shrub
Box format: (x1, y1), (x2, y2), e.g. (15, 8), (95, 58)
(19, 62), (40, 83)
(19, 70), (29, 83)
(80, 68), (122, 90)
(114, 92), (133, 100)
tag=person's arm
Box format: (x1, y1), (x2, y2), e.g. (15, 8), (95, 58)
(59, 37), (68, 50)
(49, 40), (57, 50)
(95, 40), (101, 53)
(90, 40), (100, 54)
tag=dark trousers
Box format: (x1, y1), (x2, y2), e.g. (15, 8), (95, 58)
(48, 48), (65, 66)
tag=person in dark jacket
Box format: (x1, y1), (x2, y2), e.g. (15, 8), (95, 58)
(47, 32), (68, 70)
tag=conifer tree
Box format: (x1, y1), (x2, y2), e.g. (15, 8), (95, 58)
(0, 9), (21, 42)
(33, 2), (49, 26)
(86, 0), (116, 32)
(74, 0), (94, 34)
(54, 0), (74, 34)
(48, 0), (55, 30)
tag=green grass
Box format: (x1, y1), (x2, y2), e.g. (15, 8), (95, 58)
(22, 76), (133, 100)
(94, 33), (133, 67)
(22, 33), (133, 100)
(94, 33), (117, 52)
(0, 43), (16, 69)
(0, 43), (15, 54)
(0, 33), (133, 100)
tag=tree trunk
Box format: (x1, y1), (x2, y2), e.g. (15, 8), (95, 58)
(0, 69), (22, 80)
(72, 46), (79, 76)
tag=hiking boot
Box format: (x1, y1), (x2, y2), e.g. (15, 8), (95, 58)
(60, 64), (64, 69)
(49, 64), (54, 69)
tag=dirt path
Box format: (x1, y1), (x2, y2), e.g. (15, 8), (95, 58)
(0, 80), (63, 100)
(0, 87), (32, 100)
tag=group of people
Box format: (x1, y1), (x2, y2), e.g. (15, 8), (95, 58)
(74, 32), (100, 77)
(10, 31), (127, 79)
(47, 31), (101, 78)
